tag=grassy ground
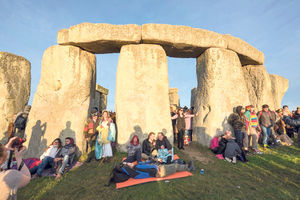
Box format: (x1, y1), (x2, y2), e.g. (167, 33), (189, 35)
(18, 142), (300, 200)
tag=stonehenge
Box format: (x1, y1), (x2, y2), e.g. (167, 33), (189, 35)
(169, 88), (180, 107)
(0, 23), (287, 155)
(93, 84), (109, 111)
(24, 45), (96, 157)
(115, 44), (173, 151)
(0, 52), (31, 142)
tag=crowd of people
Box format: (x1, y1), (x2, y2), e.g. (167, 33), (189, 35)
(211, 104), (300, 163)
(0, 103), (299, 198)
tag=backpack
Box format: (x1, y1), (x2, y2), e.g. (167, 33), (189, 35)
(14, 114), (27, 130)
(110, 166), (132, 183)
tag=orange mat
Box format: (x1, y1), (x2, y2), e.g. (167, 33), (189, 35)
(116, 171), (193, 189)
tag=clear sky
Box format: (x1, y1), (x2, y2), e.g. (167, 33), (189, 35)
(1, 0), (299, 110)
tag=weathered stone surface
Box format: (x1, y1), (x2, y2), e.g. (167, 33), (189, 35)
(169, 88), (180, 107)
(242, 65), (275, 110)
(94, 84), (108, 111)
(0, 52), (31, 139)
(269, 74), (289, 109)
(57, 23), (141, 54)
(142, 24), (226, 58)
(270, 74), (289, 109)
(24, 45), (96, 157)
(190, 87), (199, 108)
(115, 44), (173, 151)
(224, 34), (265, 65)
(194, 48), (250, 146)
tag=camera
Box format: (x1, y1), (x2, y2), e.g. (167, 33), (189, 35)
(11, 137), (26, 150)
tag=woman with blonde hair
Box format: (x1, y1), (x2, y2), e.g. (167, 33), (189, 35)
(95, 111), (116, 162)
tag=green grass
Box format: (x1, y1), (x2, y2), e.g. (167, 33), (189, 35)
(18, 142), (300, 200)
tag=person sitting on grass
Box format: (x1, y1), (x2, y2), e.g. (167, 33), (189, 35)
(30, 138), (62, 178)
(142, 132), (157, 160)
(124, 135), (142, 163)
(223, 131), (247, 164)
(54, 137), (76, 179)
(156, 132), (173, 164)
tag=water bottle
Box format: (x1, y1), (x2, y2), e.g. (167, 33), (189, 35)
(200, 169), (204, 175)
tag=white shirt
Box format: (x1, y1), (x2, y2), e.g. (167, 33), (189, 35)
(40, 145), (59, 160)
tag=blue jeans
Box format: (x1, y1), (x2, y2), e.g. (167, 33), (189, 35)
(234, 130), (245, 149)
(58, 155), (70, 175)
(30, 156), (54, 176)
(261, 125), (271, 145)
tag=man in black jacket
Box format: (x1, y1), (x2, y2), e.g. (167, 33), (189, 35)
(283, 109), (300, 147)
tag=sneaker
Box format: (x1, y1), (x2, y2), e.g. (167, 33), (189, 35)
(232, 157), (237, 164)
(225, 157), (232, 163)
(253, 149), (263, 155)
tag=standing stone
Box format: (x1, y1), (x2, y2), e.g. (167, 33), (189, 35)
(242, 65), (275, 110)
(190, 87), (199, 108)
(269, 74), (289, 109)
(116, 44), (173, 151)
(194, 48), (250, 146)
(94, 84), (109, 111)
(169, 88), (180, 107)
(0, 52), (31, 141)
(24, 45), (96, 157)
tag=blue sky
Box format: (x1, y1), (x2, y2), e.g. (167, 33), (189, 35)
(0, 0), (299, 110)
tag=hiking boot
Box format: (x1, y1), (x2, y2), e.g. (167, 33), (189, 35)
(232, 157), (237, 164)
(188, 160), (195, 171)
(225, 157), (232, 163)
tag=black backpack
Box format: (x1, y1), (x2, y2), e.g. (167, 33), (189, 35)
(14, 114), (27, 130)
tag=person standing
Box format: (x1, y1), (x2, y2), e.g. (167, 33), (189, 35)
(170, 106), (178, 143)
(244, 105), (262, 154)
(83, 109), (100, 163)
(257, 105), (273, 148)
(184, 109), (198, 142)
(95, 111), (116, 163)
(283, 108), (300, 148)
(228, 106), (248, 150)
(171, 108), (186, 150)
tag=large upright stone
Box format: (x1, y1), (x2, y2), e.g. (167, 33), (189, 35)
(142, 24), (226, 58)
(0, 52), (31, 138)
(24, 45), (96, 157)
(269, 74), (289, 109)
(190, 87), (199, 108)
(95, 84), (109, 111)
(194, 48), (250, 145)
(169, 88), (180, 107)
(57, 23), (141, 54)
(116, 44), (173, 151)
(242, 65), (275, 110)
